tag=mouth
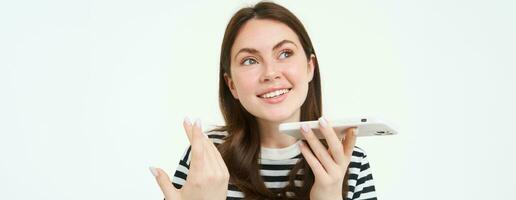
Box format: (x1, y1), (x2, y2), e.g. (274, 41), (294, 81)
(257, 88), (292, 101)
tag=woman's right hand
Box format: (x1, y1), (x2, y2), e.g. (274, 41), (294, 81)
(150, 118), (230, 200)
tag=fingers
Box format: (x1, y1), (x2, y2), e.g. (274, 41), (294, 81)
(183, 117), (194, 143)
(342, 127), (357, 158)
(153, 118), (229, 200)
(203, 136), (223, 175)
(299, 141), (326, 178)
(188, 119), (205, 172)
(150, 167), (179, 199)
(301, 117), (355, 175)
(317, 117), (346, 165)
(190, 119), (229, 179)
(205, 136), (229, 177)
(300, 122), (337, 171)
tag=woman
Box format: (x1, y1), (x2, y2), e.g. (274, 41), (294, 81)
(150, 2), (377, 199)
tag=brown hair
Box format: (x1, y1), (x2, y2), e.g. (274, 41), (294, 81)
(211, 1), (348, 199)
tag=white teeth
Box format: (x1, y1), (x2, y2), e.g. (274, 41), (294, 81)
(260, 89), (290, 99)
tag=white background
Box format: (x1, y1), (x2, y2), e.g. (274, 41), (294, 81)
(1, 0), (515, 199)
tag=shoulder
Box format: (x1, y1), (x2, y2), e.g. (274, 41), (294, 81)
(351, 146), (368, 159)
(205, 130), (229, 145)
(349, 146), (371, 171)
(348, 146), (377, 199)
(177, 130), (227, 162)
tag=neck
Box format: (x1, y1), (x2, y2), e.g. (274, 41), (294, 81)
(257, 111), (300, 148)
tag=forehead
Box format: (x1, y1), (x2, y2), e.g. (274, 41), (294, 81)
(231, 19), (301, 54)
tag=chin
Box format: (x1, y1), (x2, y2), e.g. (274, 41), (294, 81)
(263, 115), (290, 123)
(258, 109), (299, 123)
(244, 96), (304, 123)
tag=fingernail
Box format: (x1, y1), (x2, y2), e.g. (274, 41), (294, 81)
(184, 116), (192, 125)
(149, 166), (158, 177)
(318, 116), (328, 128)
(194, 118), (202, 128)
(301, 124), (310, 133)
(203, 132), (209, 139)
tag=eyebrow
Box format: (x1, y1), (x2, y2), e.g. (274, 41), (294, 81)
(233, 39), (298, 61)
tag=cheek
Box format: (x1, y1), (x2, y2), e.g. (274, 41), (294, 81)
(233, 74), (258, 95)
(285, 56), (310, 79)
(285, 66), (310, 84)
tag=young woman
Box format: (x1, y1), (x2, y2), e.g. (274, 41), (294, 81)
(150, 2), (377, 200)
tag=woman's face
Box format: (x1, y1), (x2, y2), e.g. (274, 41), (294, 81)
(225, 19), (315, 123)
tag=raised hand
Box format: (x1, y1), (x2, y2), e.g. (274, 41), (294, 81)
(299, 117), (357, 200)
(150, 118), (230, 200)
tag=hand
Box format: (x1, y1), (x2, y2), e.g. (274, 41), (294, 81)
(299, 117), (357, 200)
(150, 118), (230, 200)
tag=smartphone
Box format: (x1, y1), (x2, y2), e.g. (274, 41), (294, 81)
(279, 117), (398, 140)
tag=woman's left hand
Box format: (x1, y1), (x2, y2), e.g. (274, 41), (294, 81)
(299, 117), (357, 200)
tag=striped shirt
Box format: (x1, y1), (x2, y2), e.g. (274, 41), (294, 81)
(171, 131), (377, 199)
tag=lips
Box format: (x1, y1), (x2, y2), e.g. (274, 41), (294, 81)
(258, 88), (291, 104)
(259, 88), (291, 99)
(257, 87), (292, 98)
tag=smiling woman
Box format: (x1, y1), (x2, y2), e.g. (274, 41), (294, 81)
(225, 19), (315, 124)
(150, 2), (377, 200)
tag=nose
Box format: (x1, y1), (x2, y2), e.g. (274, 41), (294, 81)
(260, 64), (281, 83)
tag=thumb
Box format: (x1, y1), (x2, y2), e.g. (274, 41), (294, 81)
(150, 167), (180, 199)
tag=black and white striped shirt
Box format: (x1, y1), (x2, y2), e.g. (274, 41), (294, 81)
(171, 131), (377, 199)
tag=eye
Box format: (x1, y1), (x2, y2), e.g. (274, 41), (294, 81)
(279, 49), (293, 59)
(241, 58), (258, 66)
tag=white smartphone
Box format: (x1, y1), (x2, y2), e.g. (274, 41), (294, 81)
(279, 117), (398, 140)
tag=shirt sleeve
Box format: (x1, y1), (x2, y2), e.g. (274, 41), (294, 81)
(171, 145), (192, 189)
(351, 150), (377, 200)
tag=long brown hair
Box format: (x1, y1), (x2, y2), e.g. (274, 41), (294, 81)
(211, 1), (348, 199)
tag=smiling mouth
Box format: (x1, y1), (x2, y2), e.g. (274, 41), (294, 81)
(258, 88), (292, 99)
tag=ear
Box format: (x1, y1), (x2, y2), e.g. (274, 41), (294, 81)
(224, 73), (239, 99)
(307, 54), (316, 82)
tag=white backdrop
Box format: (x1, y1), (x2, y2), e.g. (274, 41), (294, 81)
(1, 0), (515, 199)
